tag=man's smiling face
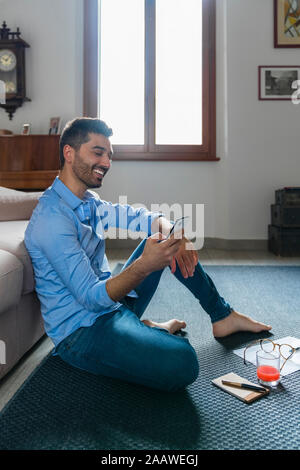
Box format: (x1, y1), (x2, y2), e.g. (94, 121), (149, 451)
(71, 133), (113, 189)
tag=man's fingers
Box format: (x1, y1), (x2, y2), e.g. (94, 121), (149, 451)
(171, 228), (185, 240)
(187, 257), (195, 276)
(149, 232), (167, 241)
(183, 240), (198, 266)
(177, 253), (195, 278)
(165, 234), (184, 247)
(176, 256), (189, 279)
(183, 254), (195, 276)
(170, 256), (176, 274)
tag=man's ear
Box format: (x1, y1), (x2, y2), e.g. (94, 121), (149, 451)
(63, 145), (75, 164)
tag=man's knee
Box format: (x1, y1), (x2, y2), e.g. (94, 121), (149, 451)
(159, 341), (199, 392)
(171, 345), (199, 391)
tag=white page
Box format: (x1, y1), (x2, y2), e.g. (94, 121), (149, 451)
(233, 336), (300, 377)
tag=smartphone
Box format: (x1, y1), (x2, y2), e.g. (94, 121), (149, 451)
(166, 216), (189, 239)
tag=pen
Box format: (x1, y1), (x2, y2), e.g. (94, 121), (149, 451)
(221, 380), (268, 393)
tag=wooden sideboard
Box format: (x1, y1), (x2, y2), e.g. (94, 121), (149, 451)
(0, 135), (60, 190)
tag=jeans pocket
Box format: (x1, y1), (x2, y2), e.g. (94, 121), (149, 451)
(60, 327), (85, 352)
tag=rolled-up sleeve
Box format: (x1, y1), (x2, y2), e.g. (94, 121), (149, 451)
(33, 212), (117, 312)
(96, 199), (163, 236)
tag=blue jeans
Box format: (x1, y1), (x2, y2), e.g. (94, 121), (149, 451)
(55, 239), (233, 392)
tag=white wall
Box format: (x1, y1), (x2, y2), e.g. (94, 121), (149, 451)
(0, 0), (83, 134)
(1, 0), (299, 240)
(217, 0), (300, 240)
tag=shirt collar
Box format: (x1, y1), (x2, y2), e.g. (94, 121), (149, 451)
(52, 176), (92, 210)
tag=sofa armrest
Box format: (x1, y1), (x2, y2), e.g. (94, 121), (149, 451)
(0, 186), (43, 221)
(0, 249), (23, 316)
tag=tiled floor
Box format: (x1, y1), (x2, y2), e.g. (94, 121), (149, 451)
(1, 248), (300, 413)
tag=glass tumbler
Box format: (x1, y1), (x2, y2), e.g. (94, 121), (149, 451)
(256, 349), (281, 387)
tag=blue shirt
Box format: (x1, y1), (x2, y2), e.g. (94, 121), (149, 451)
(24, 176), (162, 348)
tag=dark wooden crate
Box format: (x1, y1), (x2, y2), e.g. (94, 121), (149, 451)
(275, 188), (300, 206)
(268, 225), (300, 256)
(271, 205), (300, 227)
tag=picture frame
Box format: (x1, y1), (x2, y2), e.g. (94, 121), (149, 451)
(258, 66), (300, 101)
(48, 117), (61, 135)
(274, 0), (300, 47)
(21, 123), (31, 135)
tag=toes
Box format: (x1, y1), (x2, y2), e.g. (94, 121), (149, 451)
(256, 321), (272, 330)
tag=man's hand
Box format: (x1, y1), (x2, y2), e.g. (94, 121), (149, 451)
(106, 232), (182, 303)
(150, 216), (198, 278)
(170, 235), (199, 278)
(139, 232), (182, 275)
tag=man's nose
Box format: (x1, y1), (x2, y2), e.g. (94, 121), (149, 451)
(100, 154), (111, 170)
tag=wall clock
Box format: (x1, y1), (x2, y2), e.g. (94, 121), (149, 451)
(0, 21), (31, 120)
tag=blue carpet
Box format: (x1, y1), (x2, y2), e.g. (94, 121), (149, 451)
(0, 266), (300, 450)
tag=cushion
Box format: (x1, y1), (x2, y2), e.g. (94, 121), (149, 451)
(0, 186), (43, 221)
(0, 220), (35, 295)
(0, 249), (23, 316)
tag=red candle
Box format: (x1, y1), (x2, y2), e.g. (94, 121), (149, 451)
(257, 365), (280, 382)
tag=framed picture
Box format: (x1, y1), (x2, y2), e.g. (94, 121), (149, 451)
(48, 117), (61, 135)
(21, 123), (31, 135)
(274, 0), (300, 47)
(258, 66), (300, 100)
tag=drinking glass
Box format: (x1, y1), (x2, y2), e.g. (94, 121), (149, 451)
(256, 349), (280, 387)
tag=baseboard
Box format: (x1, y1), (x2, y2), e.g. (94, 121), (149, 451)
(105, 237), (268, 251)
(203, 238), (268, 251)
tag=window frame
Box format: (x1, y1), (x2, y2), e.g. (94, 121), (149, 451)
(83, 0), (218, 162)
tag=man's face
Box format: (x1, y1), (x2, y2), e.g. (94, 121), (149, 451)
(71, 133), (113, 189)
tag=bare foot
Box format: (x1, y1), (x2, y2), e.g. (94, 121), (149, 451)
(142, 318), (187, 335)
(212, 310), (272, 338)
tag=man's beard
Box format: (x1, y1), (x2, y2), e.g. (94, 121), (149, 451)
(72, 151), (102, 189)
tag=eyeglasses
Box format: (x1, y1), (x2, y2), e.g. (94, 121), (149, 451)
(243, 339), (300, 372)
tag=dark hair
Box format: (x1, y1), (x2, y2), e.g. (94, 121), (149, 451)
(59, 117), (113, 169)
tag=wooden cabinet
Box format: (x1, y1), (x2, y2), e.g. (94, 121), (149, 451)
(0, 135), (60, 189)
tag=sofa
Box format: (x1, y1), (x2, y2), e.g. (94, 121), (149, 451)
(0, 186), (46, 381)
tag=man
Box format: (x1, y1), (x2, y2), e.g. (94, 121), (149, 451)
(24, 118), (272, 392)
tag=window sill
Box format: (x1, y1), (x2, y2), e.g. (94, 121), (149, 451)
(111, 153), (220, 162)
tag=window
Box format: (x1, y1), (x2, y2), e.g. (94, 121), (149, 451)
(84, 0), (217, 161)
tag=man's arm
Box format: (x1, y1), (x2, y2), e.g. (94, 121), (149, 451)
(30, 211), (117, 313)
(96, 198), (163, 236)
(105, 215), (173, 302)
